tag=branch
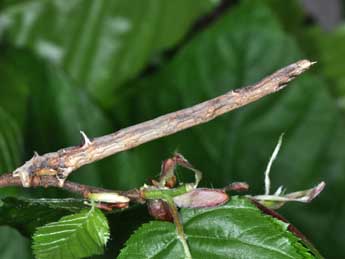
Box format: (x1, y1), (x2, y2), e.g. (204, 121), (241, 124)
(0, 173), (142, 201)
(10, 60), (314, 187)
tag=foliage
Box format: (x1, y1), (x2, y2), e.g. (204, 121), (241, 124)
(0, 0), (344, 258)
(0, 197), (86, 236)
(0, 226), (32, 258)
(33, 207), (109, 259)
(119, 197), (313, 259)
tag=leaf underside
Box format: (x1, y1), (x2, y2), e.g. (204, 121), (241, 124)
(32, 207), (109, 259)
(118, 197), (314, 259)
(0, 197), (88, 237)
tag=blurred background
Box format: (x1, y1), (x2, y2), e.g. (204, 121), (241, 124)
(0, 0), (344, 258)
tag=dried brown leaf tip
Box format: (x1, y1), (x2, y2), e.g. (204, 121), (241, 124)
(250, 134), (325, 209)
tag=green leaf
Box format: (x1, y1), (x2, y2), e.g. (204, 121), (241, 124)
(0, 48), (31, 174)
(0, 109), (22, 174)
(0, 47), (34, 196)
(33, 207), (109, 259)
(118, 197), (313, 259)
(0, 226), (33, 259)
(0, 197), (87, 236)
(263, 0), (304, 34)
(0, 47), (32, 127)
(307, 25), (345, 99)
(0, 0), (216, 106)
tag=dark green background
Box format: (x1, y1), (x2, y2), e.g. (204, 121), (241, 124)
(0, 0), (344, 258)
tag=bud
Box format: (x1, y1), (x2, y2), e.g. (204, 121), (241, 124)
(87, 192), (130, 203)
(224, 182), (249, 192)
(147, 200), (173, 222)
(159, 157), (177, 187)
(173, 188), (229, 208)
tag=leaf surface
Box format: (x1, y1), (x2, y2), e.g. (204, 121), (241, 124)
(33, 207), (109, 259)
(0, 0), (216, 106)
(0, 226), (33, 259)
(118, 197), (313, 259)
(0, 197), (87, 236)
(0, 47), (34, 196)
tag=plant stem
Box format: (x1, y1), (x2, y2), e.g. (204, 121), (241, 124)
(9, 60), (315, 187)
(143, 185), (195, 257)
(142, 185), (191, 200)
(165, 197), (192, 259)
(0, 173), (142, 202)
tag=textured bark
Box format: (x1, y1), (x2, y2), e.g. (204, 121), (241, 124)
(8, 60), (314, 188)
